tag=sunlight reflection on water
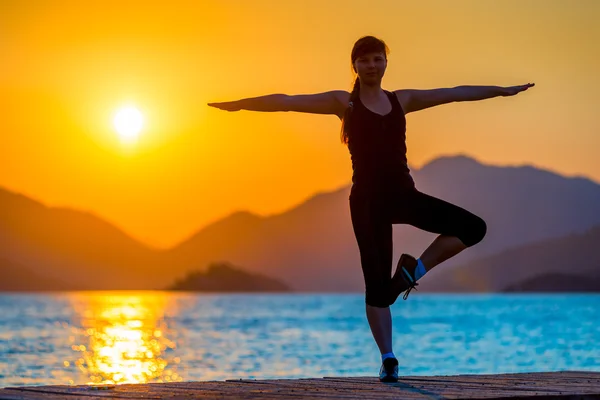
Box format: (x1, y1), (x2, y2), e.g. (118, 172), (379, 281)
(66, 292), (182, 385)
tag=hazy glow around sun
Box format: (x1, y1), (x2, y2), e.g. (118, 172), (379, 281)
(113, 106), (144, 142)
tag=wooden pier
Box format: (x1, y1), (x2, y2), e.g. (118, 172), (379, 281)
(1, 371), (600, 399)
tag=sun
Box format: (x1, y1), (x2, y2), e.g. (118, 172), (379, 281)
(113, 106), (144, 142)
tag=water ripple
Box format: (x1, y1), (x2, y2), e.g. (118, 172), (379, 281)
(0, 293), (599, 386)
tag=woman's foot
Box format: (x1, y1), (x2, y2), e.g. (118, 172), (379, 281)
(379, 357), (399, 382)
(392, 253), (419, 300)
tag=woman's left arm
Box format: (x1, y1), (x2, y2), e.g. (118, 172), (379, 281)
(454, 83), (535, 101)
(395, 83), (534, 114)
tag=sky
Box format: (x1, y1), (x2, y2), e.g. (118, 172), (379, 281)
(1, 0), (599, 249)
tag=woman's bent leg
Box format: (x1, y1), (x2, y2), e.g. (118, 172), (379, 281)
(391, 189), (487, 272)
(420, 235), (467, 272)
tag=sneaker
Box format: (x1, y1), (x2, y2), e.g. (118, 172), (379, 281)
(393, 253), (419, 300)
(379, 357), (399, 382)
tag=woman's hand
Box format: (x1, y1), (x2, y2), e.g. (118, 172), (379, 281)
(501, 83), (535, 96)
(207, 101), (242, 111)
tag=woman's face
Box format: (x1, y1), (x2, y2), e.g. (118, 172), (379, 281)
(353, 51), (387, 83)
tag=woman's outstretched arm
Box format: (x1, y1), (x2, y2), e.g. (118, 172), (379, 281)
(207, 91), (346, 116)
(395, 83), (535, 114)
(452, 83), (535, 101)
(208, 94), (288, 112)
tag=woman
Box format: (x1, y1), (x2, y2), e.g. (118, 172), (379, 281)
(208, 35), (534, 383)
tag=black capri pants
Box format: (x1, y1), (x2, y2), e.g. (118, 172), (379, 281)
(349, 184), (487, 308)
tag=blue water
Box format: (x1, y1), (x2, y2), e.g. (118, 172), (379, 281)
(0, 292), (599, 387)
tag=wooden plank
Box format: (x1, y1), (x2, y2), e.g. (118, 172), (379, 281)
(321, 374), (600, 399)
(0, 388), (110, 400)
(212, 376), (600, 399)
(216, 380), (423, 399)
(212, 381), (398, 399)
(395, 376), (599, 390)
(325, 372), (600, 386)
(1, 372), (600, 399)
(322, 377), (562, 398)
(0, 389), (156, 399)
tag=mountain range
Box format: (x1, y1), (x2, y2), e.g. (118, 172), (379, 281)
(2, 154), (600, 292)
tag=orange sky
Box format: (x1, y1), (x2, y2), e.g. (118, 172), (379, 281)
(1, 0), (599, 249)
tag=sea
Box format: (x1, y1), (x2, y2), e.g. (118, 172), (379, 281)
(1, 292), (599, 387)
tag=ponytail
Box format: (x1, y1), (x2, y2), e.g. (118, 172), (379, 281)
(340, 77), (361, 145)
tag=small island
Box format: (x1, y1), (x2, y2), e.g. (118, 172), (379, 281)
(166, 261), (292, 292)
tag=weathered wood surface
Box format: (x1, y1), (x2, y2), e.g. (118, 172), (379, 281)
(1, 371), (600, 399)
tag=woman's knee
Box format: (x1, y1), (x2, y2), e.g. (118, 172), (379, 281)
(463, 215), (487, 247)
(365, 283), (395, 308)
(365, 294), (393, 308)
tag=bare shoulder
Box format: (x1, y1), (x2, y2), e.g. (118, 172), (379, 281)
(333, 90), (351, 120)
(333, 90), (351, 105)
(392, 89), (412, 114)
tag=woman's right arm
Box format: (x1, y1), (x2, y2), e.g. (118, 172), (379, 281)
(207, 94), (287, 112)
(208, 90), (348, 117)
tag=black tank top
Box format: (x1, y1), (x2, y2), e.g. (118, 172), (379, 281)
(347, 89), (415, 192)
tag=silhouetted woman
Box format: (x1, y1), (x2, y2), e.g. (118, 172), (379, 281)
(208, 35), (534, 383)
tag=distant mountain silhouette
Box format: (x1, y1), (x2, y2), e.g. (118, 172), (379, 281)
(2, 154), (600, 292)
(0, 188), (163, 289)
(425, 224), (600, 292)
(502, 273), (600, 293)
(0, 257), (70, 291)
(167, 261), (291, 292)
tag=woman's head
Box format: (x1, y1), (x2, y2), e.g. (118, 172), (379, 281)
(340, 36), (390, 145)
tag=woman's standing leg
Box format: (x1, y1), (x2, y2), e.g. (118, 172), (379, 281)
(349, 190), (395, 355)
